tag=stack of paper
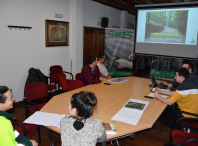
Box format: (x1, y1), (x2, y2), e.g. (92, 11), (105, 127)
(108, 78), (128, 83)
(23, 111), (68, 128)
(148, 93), (168, 98)
(112, 99), (149, 125)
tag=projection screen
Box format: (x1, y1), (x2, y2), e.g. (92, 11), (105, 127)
(134, 2), (198, 59)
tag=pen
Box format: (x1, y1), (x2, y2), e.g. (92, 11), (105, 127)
(144, 96), (154, 99)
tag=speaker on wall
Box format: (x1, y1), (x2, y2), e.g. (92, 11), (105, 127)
(101, 17), (108, 28)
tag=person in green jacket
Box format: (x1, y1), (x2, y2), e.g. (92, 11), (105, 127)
(0, 86), (38, 146)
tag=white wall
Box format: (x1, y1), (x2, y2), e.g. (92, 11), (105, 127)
(83, 0), (121, 28)
(0, 0), (136, 102)
(0, 0), (72, 102)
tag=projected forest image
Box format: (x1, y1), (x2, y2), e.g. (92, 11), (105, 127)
(145, 10), (188, 43)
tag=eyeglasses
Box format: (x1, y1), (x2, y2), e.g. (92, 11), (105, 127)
(8, 95), (14, 101)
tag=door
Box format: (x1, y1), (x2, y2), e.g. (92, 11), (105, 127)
(83, 27), (105, 66)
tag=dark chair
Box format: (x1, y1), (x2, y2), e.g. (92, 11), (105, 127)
(50, 65), (74, 91)
(164, 111), (198, 146)
(11, 104), (41, 143)
(67, 80), (84, 91)
(75, 73), (81, 80)
(24, 82), (49, 118)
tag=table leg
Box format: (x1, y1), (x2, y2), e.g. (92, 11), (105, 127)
(48, 129), (60, 146)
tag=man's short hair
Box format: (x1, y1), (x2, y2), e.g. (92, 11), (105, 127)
(183, 61), (193, 71)
(0, 86), (9, 103)
(176, 67), (189, 79)
(87, 54), (97, 64)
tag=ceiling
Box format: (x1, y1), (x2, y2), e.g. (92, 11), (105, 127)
(91, 0), (198, 15)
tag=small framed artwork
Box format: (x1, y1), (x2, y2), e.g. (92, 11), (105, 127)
(45, 20), (69, 47)
(127, 23), (134, 29)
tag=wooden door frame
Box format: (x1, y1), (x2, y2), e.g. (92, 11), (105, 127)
(83, 26), (105, 66)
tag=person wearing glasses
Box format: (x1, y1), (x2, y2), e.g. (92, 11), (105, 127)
(0, 86), (38, 146)
(97, 53), (111, 79)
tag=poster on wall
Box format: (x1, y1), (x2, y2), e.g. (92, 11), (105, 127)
(150, 56), (183, 80)
(104, 28), (134, 76)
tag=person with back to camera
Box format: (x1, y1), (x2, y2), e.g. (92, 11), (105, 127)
(97, 53), (111, 79)
(60, 91), (107, 146)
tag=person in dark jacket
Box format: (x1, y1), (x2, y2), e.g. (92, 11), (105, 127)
(80, 54), (104, 86)
(161, 61), (198, 91)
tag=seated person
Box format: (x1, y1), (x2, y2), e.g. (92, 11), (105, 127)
(154, 68), (198, 128)
(60, 91), (107, 146)
(0, 86), (38, 146)
(161, 61), (198, 91)
(97, 53), (111, 79)
(80, 54), (104, 86)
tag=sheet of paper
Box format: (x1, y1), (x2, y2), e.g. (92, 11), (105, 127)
(148, 93), (168, 98)
(108, 78), (128, 83)
(151, 88), (170, 92)
(23, 111), (68, 127)
(111, 99), (149, 125)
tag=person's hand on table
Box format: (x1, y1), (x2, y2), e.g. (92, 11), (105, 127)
(107, 76), (111, 79)
(30, 140), (38, 146)
(155, 87), (162, 93)
(161, 81), (168, 85)
(168, 83), (173, 88)
(100, 76), (104, 82)
(154, 91), (159, 98)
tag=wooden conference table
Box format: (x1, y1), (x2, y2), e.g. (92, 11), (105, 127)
(40, 76), (167, 144)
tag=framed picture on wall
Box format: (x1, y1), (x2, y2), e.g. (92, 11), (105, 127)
(45, 20), (69, 47)
(127, 23), (134, 29)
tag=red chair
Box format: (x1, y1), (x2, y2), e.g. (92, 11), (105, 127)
(11, 104), (41, 143)
(50, 65), (74, 91)
(38, 76), (57, 93)
(75, 73), (81, 80)
(164, 111), (198, 146)
(24, 82), (49, 118)
(67, 80), (84, 91)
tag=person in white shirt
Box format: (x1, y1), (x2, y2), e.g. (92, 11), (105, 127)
(97, 53), (111, 79)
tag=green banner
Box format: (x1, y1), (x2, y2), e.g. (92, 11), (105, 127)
(108, 71), (132, 76)
(150, 70), (175, 78)
(150, 32), (180, 38)
(105, 28), (134, 77)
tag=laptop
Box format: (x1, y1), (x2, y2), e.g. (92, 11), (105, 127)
(150, 74), (168, 89)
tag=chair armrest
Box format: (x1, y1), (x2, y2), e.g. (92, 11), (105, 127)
(13, 104), (37, 112)
(63, 71), (74, 80)
(50, 74), (59, 84)
(173, 111), (198, 130)
(164, 141), (181, 146)
(23, 98), (38, 111)
(40, 76), (57, 85)
(183, 138), (198, 146)
(11, 121), (27, 136)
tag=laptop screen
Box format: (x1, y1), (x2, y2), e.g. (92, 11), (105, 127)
(151, 74), (157, 86)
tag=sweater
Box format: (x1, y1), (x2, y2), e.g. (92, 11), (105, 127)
(60, 116), (107, 146)
(170, 77), (198, 118)
(80, 65), (101, 86)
